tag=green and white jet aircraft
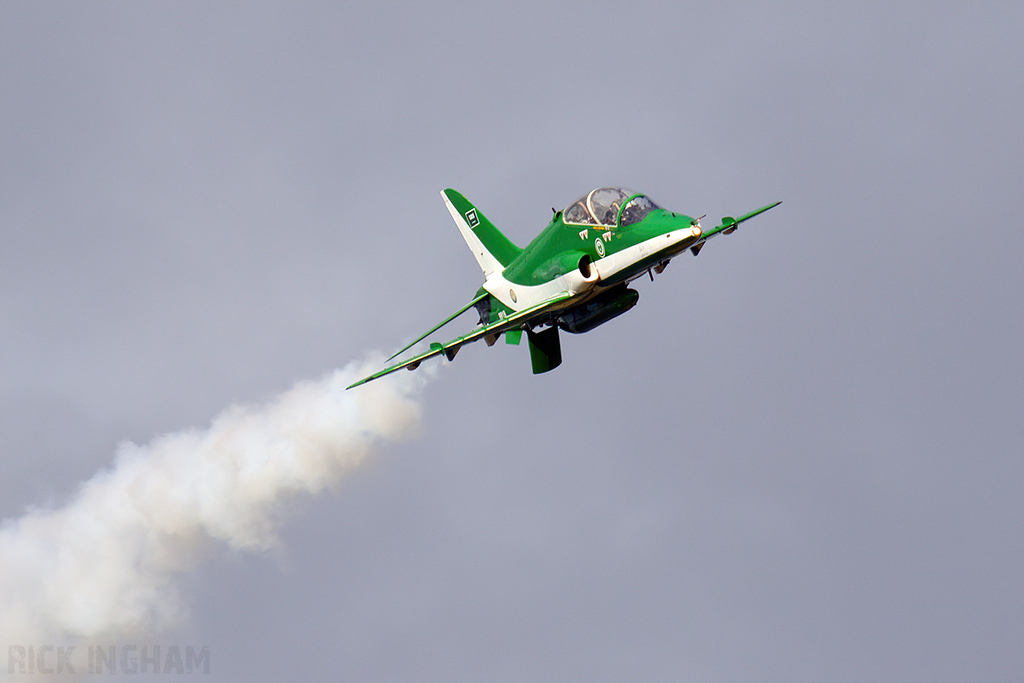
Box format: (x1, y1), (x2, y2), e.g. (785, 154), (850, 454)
(347, 187), (780, 389)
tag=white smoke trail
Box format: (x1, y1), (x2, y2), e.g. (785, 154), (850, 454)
(0, 357), (428, 671)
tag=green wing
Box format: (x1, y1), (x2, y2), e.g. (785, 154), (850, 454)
(384, 292), (489, 362)
(346, 292), (574, 389)
(694, 201), (781, 246)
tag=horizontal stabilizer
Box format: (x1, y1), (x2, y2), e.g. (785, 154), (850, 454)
(527, 326), (561, 374)
(346, 291), (573, 389)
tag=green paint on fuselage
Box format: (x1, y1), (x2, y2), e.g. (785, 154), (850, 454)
(501, 208), (697, 287)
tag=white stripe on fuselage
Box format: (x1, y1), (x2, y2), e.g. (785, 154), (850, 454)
(483, 269), (586, 313)
(484, 226), (702, 312)
(590, 225), (702, 284)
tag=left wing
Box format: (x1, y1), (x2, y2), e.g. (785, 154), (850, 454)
(689, 201), (781, 256)
(346, 291), (574, 389)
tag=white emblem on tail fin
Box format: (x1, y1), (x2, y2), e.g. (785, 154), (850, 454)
(465, 209), (479, 228)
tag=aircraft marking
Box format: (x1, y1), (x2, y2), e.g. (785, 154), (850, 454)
(346, 188), (781, 389)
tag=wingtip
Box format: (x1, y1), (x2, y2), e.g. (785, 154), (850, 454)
(345, 369), (388, 390)
(345, 372), (383, 390)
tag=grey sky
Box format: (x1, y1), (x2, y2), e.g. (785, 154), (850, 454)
(2, 2), (1022, 681)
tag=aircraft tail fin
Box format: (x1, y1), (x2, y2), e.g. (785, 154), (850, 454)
(442, 189), (522, 276)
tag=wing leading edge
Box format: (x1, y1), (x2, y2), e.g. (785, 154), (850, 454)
(346, 292), (574, 389)
(692, 201), (782, 250)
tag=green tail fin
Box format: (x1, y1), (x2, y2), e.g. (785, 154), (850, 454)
(442, 189), (522, 276)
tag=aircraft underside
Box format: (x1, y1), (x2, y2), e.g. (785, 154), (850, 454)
(555, 285), (639, 334)
(516, 285), (641, 375)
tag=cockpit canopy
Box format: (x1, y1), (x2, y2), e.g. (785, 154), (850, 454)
(563, 187), (660, 228)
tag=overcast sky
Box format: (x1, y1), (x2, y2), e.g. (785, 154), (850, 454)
(2, 2), (1022, 681)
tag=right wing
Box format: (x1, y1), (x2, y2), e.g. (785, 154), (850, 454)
(384, 292), (489, 362)
(346, 291), (574, 389)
